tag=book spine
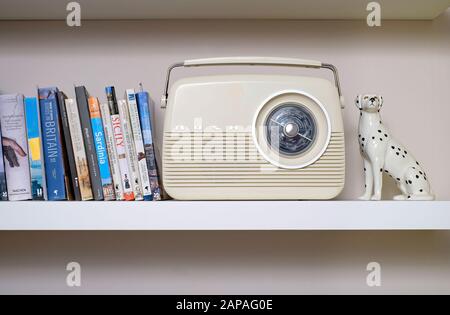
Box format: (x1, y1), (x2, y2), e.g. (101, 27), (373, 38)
(38, 88), (67, 201)
(65, 99), (93, 201)
(99, 102), (124, 201)
(24, 97), (46, 200)
(88, 97), (115, 201)
(0, 94), (32, 201)
(75, 86), (103, 201)
(136, 91), (162, 201)
(57, 91), (80, 201)
(106, 86), (134, 201)
(118, 99), (143, 201)
(111, 113), (134, 201)
(0, 121), (8, 201)
(126, 89), (152, 201)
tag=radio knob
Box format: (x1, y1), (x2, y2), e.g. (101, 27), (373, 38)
(284, 122), (299, 138)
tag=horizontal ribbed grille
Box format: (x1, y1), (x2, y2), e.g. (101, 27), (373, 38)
(163, 132), (344, 187)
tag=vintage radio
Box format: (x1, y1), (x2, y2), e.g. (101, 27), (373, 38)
(161, 57), (345, 200)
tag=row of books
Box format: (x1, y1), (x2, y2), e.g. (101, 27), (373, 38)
(0, 85), (161, 201)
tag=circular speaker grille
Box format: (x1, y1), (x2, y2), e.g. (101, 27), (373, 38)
(253, 92), (331, 169)
(265, 104), (317, 156)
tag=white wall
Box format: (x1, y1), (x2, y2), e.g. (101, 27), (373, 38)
(0, 10), (449, 294)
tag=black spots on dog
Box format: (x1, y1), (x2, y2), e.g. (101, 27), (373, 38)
(384, 134), (388, 138)
(396, 152), (400, 156)
(404, 151), (407, 155)
(379, 138), (383, 141)
(358, 134), (361, 138)
(365, 184), (367, 188)
(416, 175), (419, 179)
(391, 146), (395, 150)
(379, 121), (382, 124)
(372, 136), (375, 140)
(378, 130), (382, 133)
(364, 168), (366, 172)
(420, 189), (423, 193)
(362, 137), (365, 141)
(385, 170), (389, 173)
(380, 168), (383, 172)
(402, 155), (406, 158)
(408, 180), (412, 184)
(419, 171), (423, 175)
(396, 178), (400, 181)
(398, 148), (401, 151)
(408, 195), (411, 199)
(360, 112), (362, 117)
(416, 161), (420, 166)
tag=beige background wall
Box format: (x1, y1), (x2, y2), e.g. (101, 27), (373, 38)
(0, 10), (449, 294)
(1, 14), (449, 201)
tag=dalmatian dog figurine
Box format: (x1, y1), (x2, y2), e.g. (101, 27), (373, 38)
(356, 94), (434, 201)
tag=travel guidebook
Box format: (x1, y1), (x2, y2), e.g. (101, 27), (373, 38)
(136, 87), (162, 201)
(106, 86), (135, 201)
(0, 85), (164, 204)
(100, 101), (124, 201)
(126, 88), (152, 201)
(38, 87), (67, 201)
(58, 91), (80, 201)
(65, 98), (94, 201)
(24, 97), (46, 200)
(75, 86), (103, 201)
(118, 99), (143, 201)
(88, 96), (115, 201)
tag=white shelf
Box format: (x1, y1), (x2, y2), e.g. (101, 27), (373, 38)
(0, 0), (448, 21)
(0, 201), (449, 230)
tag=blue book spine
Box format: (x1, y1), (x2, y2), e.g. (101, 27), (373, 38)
(25, 97), (46, 200)
(136, 90), (161, 201)
(39, 88), (67, 201)
(88, 97), (115, 201)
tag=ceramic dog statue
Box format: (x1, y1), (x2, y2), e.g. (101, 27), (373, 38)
(356, 94), (434, 201)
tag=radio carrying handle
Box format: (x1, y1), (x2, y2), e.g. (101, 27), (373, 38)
(161, 57), (345, 109)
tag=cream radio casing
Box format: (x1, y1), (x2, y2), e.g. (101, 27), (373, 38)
(161, 57), (345, 200)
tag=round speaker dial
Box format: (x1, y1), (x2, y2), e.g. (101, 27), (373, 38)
(253, 92), (331, 170)
(265, 104), (317, 155)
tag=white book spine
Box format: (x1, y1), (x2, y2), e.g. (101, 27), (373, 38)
(65, 98), (93, 201)
(0, 94), (32, 201)
(110, 112), (134, 200)
(100, 103), (124, 201)
(125, 89), (152, 200)
(118, 99), (143, 201)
